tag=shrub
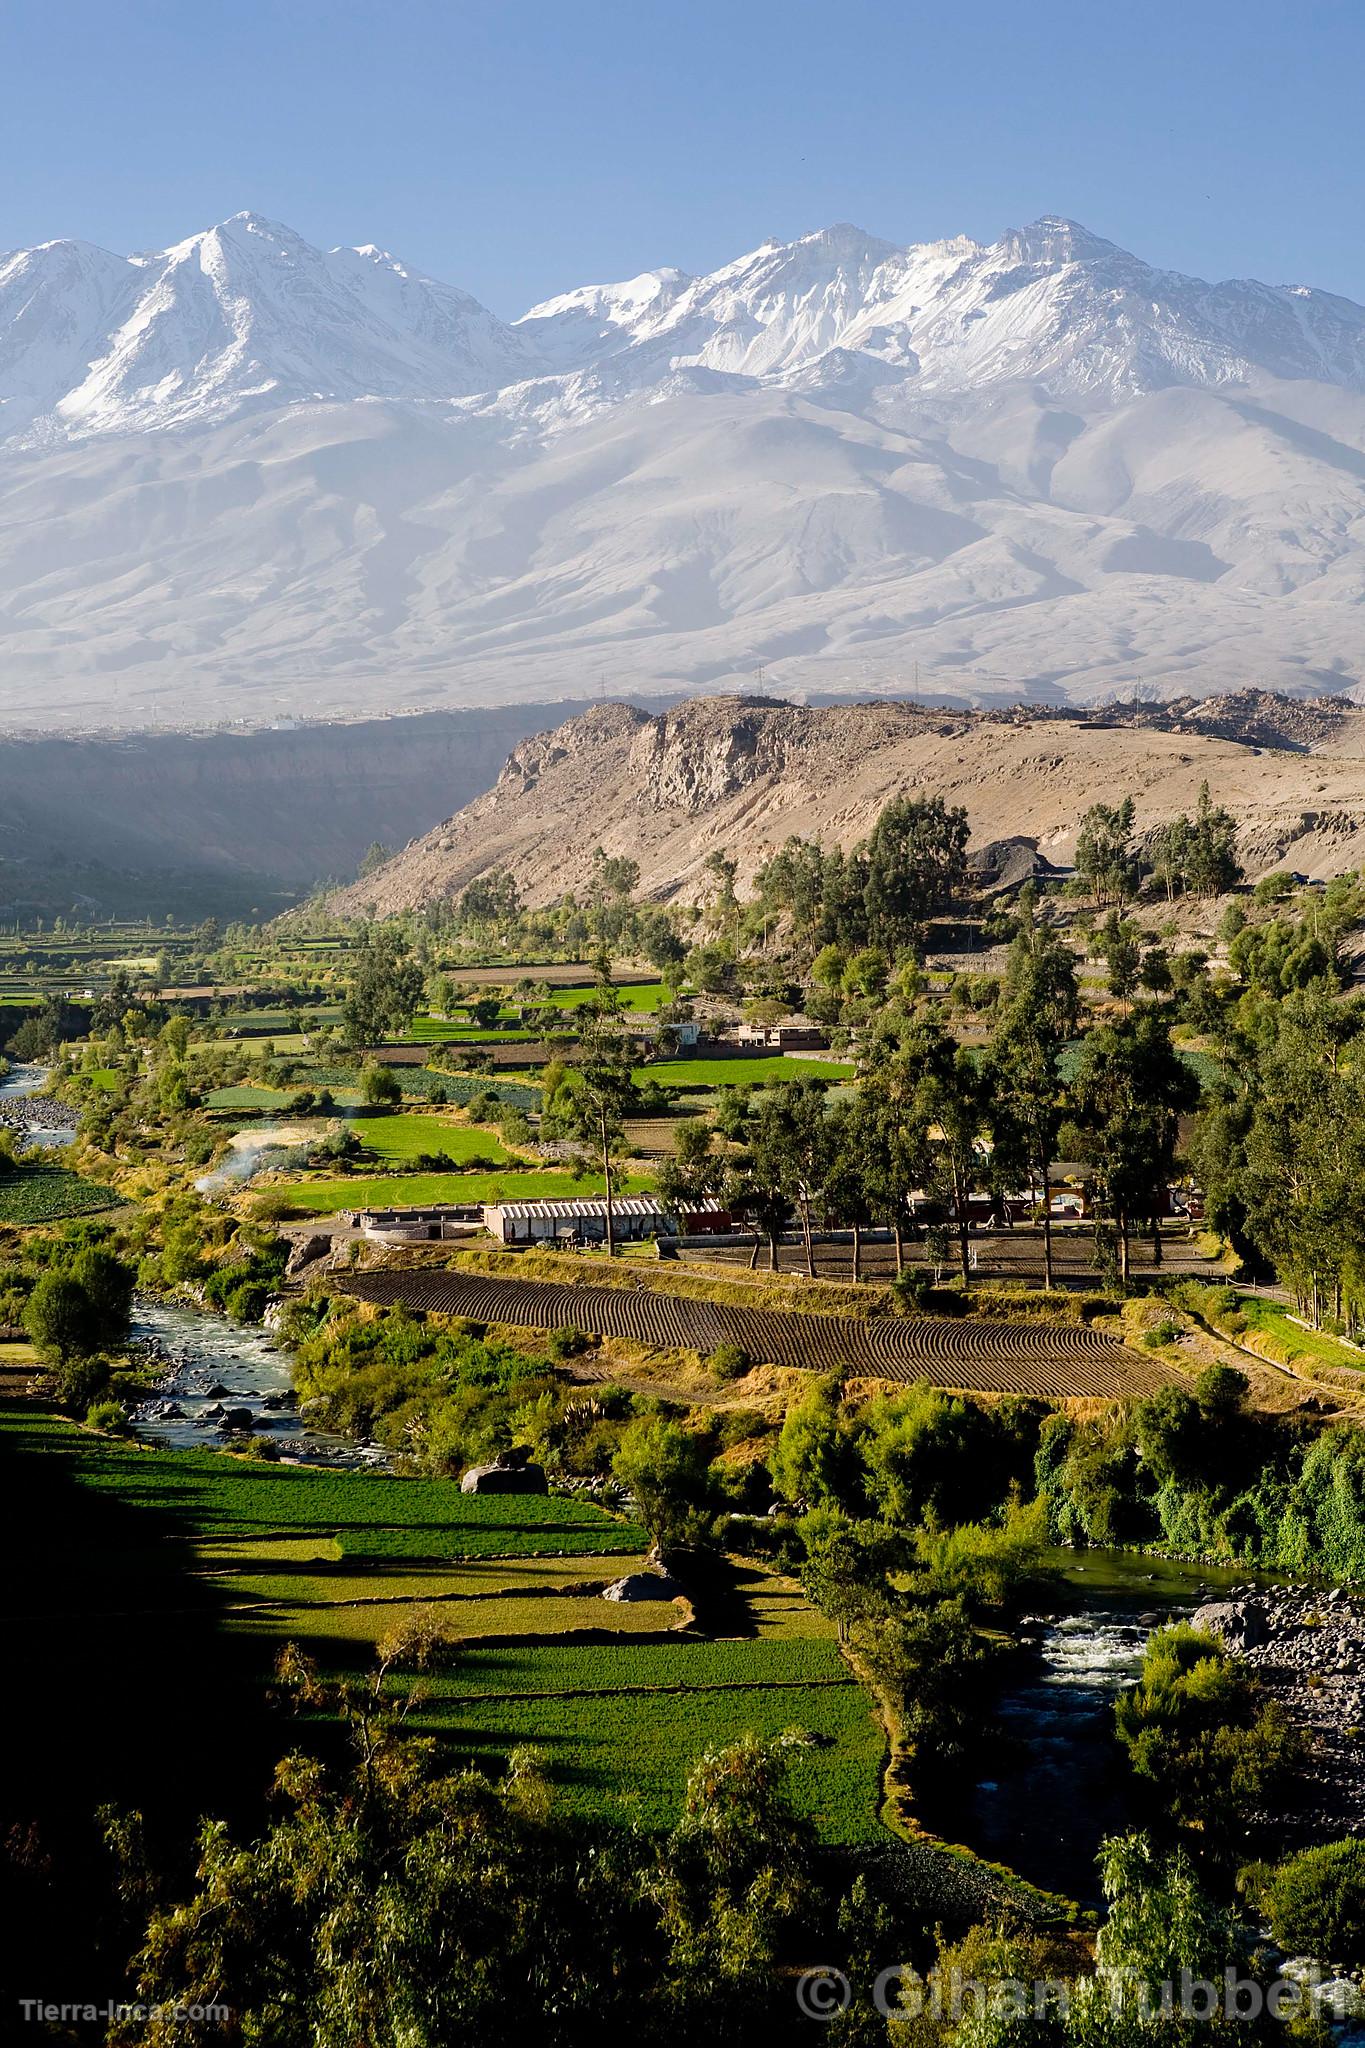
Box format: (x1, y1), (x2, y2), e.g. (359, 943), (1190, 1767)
(225, 1279), (273, 1324)
(52, 1352), (112, 1414)
(360, 1061), (402, 1109)
(708, 1343), (750, 1382)
(1245, 1839), (1365, 1964)
(548, 1326), (591, 1359)
(24, 1272), (98, 1357)
(86, 1398), (130, 1435)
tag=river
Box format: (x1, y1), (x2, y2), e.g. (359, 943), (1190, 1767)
(0, 1062), (78, 1150)
(128, 1296), (388, 1469)
(964, 1548), (1286, 1901)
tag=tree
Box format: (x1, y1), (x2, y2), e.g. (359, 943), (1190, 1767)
(861, 795), (969, 956)
(590, 847), (641, 901)
(822, 1099), (877, 1282)
(655, 1115), (729, 1227)
(747, 1079), (833, 1278)
(988, 917), (1080, 1289)
(1075, 795), (1139, 906)
(1234, 990), (1365, 1327)
(1071, 1009), (1197, 1285)
(557, 1018), (641, 1257)
(1098, 909), (1142, 1004)
(342, 932), (425, 1047)
(1245, 1838), (1365, 1966)
(359, 1060), (402, 1109)
(882, 1017), (988, 1287)
(611, 1414), (717, 1548)
(1115, 1626), (1300, 1850)
(69, 1246), (134, 1340)
(24, 1272), (99, 1358)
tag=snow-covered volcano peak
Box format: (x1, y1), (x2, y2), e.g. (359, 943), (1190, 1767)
(995, 215), (1120, 266)
(2, 214), (541, 440)
(8, 207), (1365, 447)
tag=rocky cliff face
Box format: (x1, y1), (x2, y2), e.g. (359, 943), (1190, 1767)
(333, 691), (1365, 916)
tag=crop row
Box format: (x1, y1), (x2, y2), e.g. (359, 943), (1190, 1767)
(339, 1271), (1169, 1399)
(0, 1168), (125, 1224)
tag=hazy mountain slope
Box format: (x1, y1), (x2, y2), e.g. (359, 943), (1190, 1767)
(333, 693), (1365, 916)
(4, 212), (1365, 722)
(0, 701), (582, 918)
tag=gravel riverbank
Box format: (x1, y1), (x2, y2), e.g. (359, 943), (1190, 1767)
(1194, 1589), (1365, 1839)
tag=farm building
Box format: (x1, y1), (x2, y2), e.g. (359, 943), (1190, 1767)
(732, 1019), (827, 1050)
(482, 1194), (731, 1245)
(351, 1203), (484, 1242)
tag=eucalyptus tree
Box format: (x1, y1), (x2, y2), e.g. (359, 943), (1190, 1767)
(558, 1015), (642, 1257)
(1071, 1007), (1198, 1286)
(987, 916), (1080, 1289)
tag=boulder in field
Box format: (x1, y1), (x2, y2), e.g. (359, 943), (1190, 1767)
(602, 1571), (684, 1603)
(460, 1460), (548, 1495)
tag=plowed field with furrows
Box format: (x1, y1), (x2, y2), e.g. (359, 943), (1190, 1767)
(334, 1272), (1169, 1397)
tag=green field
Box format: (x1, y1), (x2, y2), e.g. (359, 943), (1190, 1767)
(0, 1407), (882, 1841)
(358, 1113), (513, 1164)
(410, 1019), (540, 1043)
(205, 1084), (292, 1108)
(1236, 1294), (1365, 1372)
(407, 1640), (882, 1839)
(633, 1055), (856, 1089)
(541, 982), (670, 1014)
(0, 1166), (126, 1224)
(276, 1169), (653, 1214)
(6, 1413), (646, 1555)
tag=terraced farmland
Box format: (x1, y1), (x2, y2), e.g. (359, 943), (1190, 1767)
(336, 1270), (1169, 1398)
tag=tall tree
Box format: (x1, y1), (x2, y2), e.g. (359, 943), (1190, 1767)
(988, 917), (1080, 1289)
(342, 931), (424, 1048)
(1072, 1008), (1198, 1286)
(747, 1079), (834, 1279)
(1075, 795), (1139, 907)
(558, 1016), (641, 1258)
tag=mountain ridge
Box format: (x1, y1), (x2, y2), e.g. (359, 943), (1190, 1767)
(5, 210), (1365, 720)
(330, 690), (1365, 917)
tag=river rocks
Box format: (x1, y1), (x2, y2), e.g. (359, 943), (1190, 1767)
(1191, 1598), (1270, 1650)
(0, 1091), (78, 1142)
(1194, 1587), (1365, 1840)
(219, 1407), (256, 1432)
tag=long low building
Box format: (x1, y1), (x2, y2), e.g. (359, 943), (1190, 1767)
(482, 1194), (731, 1245)
(351, 1203), (484, 1242)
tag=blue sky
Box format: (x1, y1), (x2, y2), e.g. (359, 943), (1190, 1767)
(3, 0), (1362, 314)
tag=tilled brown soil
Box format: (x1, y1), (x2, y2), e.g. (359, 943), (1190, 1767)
(333, 1269), (1172, 1399)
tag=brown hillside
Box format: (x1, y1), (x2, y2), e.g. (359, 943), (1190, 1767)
(332, 693), (1365, 913)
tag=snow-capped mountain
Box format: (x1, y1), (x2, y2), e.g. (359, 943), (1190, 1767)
(3, 209), (1365, 725)
(0, 212), (539, 443)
